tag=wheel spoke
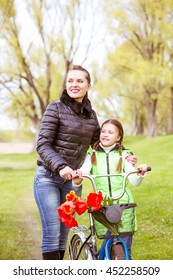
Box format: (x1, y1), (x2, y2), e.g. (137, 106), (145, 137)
(69, 234), (94, 260)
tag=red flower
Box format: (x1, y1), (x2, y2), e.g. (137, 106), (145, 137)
(58, 201), (76, 216)
(66, 190), (79, 202)
(59, 214), (78, 228)
(87, 191), (103, 211)
(57, 190), (104, 229)
(75, 198), (87, 215)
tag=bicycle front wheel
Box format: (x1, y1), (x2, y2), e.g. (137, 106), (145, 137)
(110, 243), (126, 260)
(69, 234), (94, 260)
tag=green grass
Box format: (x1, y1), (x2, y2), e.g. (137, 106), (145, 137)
(0, 153), (39, 260)
(0, 135), (173, 259)
(123, 135), (173, 259)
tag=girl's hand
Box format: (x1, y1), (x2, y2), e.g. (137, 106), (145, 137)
(72, 169), (83, 186)
(137, 164), (148, 176)
(72, 177), (83, 185)
(126, 154), (138, 166)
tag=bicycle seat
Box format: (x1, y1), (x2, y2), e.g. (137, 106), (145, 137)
(99, 203), (137, 223)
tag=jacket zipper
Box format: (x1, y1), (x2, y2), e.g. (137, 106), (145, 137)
(106, 153), (112, 198)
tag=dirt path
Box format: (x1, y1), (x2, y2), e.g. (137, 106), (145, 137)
(20, 191), (42, 260)
(0, 143), (42, 259)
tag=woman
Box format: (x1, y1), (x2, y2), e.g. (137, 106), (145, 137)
(34, 65), (137, 260)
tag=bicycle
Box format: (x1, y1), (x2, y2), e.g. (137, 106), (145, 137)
(68, 167), (151, 260)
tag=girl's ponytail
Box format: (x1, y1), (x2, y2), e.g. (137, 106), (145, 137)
(116, 141), (123, 172)
(91, 140), (100, 165)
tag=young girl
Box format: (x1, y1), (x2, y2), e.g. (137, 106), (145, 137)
(73, 119), (148, 259)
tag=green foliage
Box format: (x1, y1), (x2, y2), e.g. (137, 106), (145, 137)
(0, 0), (15, 17)
(93, 0), (173, 136)
(102, 195), (114, 206)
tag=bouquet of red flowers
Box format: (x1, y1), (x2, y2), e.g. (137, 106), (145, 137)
(57, 190), (103, 228)
(57, 190), (121, 235)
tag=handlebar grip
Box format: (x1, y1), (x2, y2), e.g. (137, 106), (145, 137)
(137, 166), (151, 173)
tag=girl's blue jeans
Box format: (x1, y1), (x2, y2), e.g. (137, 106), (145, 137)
(33, 166), (82, 253)
(121, 235), (133, 259)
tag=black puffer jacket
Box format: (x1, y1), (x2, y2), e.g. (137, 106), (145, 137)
(36, 90), (100, 173)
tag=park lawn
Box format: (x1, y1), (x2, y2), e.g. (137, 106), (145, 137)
(0, 153), (39, 260)
(0, 134), (173, 260)
(124, 135), (173, 259)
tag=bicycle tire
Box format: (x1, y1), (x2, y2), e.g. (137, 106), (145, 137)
(69, 234), (94, 260)
(110, 243), (126, 260)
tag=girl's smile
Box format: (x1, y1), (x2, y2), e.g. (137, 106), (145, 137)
(100, 123), (121, 147)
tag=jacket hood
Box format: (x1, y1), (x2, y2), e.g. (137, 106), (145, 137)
(60, 89), (92, 117)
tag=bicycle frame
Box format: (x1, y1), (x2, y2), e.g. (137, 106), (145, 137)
(69, 168), (151, 260)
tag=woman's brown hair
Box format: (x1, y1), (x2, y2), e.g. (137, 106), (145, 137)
(91, 119), (124, 172)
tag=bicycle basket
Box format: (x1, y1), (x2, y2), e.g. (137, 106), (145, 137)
(92, 203), (136, 239)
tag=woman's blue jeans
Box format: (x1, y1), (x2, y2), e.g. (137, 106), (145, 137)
(33, 166), (82, 253)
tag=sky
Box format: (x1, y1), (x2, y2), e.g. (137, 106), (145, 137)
(0, 114), (17, 131)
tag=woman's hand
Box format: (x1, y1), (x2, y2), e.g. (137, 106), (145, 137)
(126, 154), (138, 166)
(59, 166), (76, 180)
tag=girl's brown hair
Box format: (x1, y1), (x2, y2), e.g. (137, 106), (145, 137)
(91, 119), (124, 172)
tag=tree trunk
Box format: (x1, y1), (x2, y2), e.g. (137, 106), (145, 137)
(146, 93), (158, 137)
(137, 114), (145, 135)
(131, 101), (145, 135)
(131, 104), (138, 136)
(170, 87), (173, 133)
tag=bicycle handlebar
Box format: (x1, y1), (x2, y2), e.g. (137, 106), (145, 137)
(82, 166), (151, 201)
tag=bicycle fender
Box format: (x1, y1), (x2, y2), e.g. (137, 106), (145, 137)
(71, 231), (88, 244)
(105, 237), (129, 260)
